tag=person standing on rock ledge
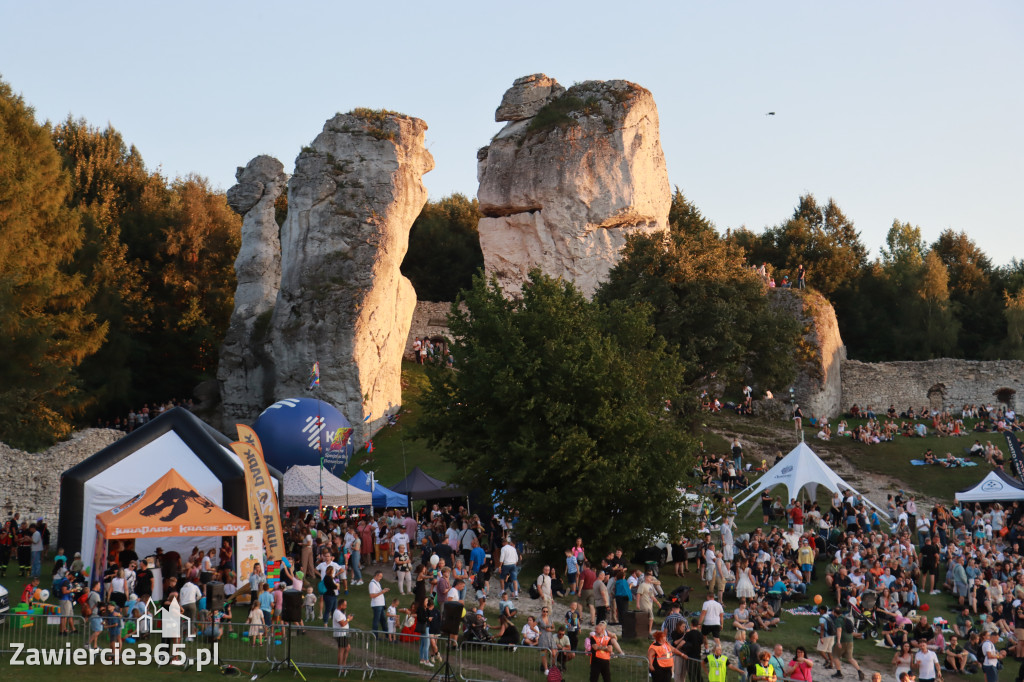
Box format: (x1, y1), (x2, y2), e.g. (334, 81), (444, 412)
(797, 264), (806, 289)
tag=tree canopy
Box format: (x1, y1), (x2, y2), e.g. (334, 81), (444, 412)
(417, 271), (695, 555)
(401, 193), (484, 301)
(598, 192), (801, 392)
(0, 83), (106, 449)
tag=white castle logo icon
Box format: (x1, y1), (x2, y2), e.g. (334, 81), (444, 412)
(136, 597), (195, 638)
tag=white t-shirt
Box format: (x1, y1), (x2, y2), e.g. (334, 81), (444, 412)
(369, 579), (386, 607)
(392, 531), (409, 551)
(446, 586), (460, 602)
(982, 640), (998, 666)
(499, 544), (519, 566)
(701, 599), (724, 626)
(915, 650), (939, 679)
(31, 531), (42, 552)
(332, 608), (349, 637)
(317, 561), (341, 580)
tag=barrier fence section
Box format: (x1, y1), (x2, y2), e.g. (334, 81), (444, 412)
(0, 614), (674, 682)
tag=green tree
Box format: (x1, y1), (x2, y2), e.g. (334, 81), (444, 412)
(52, 118), (151, 415)
(417, 271), (695, 555)
(402, 193), (484, 301)
(931, 229), (1004, 358)
(598, 216), (801, 392)
(756, 194), (868, 298)
(0, 80), (106, 449)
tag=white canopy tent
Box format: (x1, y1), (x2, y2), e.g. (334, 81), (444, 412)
(732, 442), (888, 520)
(955, 469), (1024, 503)
(282, 465), (373, 507)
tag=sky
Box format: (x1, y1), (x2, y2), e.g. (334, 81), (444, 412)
(2, 1), (1022, 263)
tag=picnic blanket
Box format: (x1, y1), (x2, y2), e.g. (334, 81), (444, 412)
(910, 459), (977, 467)
(784, 606), (821, 616)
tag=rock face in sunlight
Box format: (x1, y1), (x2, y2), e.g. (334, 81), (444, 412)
(216, 112), (432, 445)
(219, 155), (288, 428)
(270, 111), (433, 445)
(477, 74), (670, 297)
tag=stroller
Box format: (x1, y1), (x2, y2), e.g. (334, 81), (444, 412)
(462, 612), (493, 644)
(848, 590), (880, 639)
(657, 584), (692, 616)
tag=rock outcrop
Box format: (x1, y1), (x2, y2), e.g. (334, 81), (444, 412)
(218, 155), (288, 427)
(268, 110), (433, 444)
(769, 289), (846, 420)
(477, 74), (670, 297)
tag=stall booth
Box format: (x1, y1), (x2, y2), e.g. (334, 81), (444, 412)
(94, 468), (252, 599)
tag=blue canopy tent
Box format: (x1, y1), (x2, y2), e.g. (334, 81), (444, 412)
(348, 470), (409, 508)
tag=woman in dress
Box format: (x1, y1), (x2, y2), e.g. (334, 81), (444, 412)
(735, 560), (757, 600)
(892, 641), (913, 682)
(673, 535), (689, 576)
(538, 607), (557, 675)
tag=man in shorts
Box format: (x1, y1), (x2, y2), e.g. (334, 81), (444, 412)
(333, 598), (353, 668)
(698, 593), (724, 649)
(832, 606), (865, 680)
(816, 605), (835, 669)
(579, 562), (597, 625)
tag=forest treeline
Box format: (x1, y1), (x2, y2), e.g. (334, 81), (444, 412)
(1, 80), (239, 450)
(3, 76), (1022, 450)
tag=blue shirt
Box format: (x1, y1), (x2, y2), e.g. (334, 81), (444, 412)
(259, 591), (274, 612)
(470, 546), (486, 573)
(566, 555), (579, 575)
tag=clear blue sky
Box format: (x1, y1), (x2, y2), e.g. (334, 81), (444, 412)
(3, 1), (1021, 263)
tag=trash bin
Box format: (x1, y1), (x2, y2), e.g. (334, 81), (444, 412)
(620, 610), (651, 641)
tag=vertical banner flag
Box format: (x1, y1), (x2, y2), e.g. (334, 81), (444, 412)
(308, 362), (320, 390)
(231, 425), (284, 562)
(1005, 432), (1024, 482)
(236, 528), (265, 598)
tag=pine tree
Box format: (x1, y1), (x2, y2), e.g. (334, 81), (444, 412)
(0, 80), (105, 449)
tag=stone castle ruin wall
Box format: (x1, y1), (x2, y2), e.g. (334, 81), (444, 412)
(841, 359), (1024, 414)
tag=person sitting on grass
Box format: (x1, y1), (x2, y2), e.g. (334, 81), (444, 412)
(733, 599), (755, 631)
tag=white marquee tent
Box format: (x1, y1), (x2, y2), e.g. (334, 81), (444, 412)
(955, 469), (1024, 503)
(282, 465), (373, 508)
(732, 442), (888, 519)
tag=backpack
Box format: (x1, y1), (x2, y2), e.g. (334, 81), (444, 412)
(820, 615), (835, 637)
(81, 600), (92, 618)
(529, 583), (540, 600)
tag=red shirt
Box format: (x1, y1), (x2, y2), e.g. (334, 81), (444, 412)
(581, 568), (597, 591)
(790, 507), (803, 524)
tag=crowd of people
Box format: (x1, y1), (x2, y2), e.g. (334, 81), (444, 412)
(94, 398), (195, 432)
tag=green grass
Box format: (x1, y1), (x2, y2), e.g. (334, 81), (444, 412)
(342, 362), (454, 488)
(703, 412), (1001, 503)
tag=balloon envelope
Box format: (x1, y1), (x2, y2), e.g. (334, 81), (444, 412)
(252, 398), (354, 473)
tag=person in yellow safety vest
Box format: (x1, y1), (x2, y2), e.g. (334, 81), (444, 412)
(753, 650), (779, 682)
(648, 631), (686, 682)
(588, 621), (617, 682)
(703, 643), (745, 682)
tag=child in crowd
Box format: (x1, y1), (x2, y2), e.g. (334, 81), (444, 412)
(387, 597), (399, 642)
(303, 586), (317, 622)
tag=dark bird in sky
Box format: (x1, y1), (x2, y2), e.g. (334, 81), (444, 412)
(766, 112), (776, 116)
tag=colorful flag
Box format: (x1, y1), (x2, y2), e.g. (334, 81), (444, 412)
(366, 440), (374, 453)
(308, 362), (320, 390)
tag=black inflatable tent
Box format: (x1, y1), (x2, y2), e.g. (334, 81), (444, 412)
(58, 407), (281, 575)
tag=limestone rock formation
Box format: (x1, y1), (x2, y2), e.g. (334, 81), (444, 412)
(768, 289), (846, 420)
(477, 75), (670, 297)
(218, 156), (288, 427)
(495, 74), (565, 122)
(270, 110), (433, 444)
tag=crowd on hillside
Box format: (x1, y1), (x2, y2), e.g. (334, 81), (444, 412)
(94, 398), (195, 432)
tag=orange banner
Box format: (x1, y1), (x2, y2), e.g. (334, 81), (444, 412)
(231, 425), (284, 562)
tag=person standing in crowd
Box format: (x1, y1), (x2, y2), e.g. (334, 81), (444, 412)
(333, 598), (353, 669)
(587, 621), (615, 682)
(368, 570), (389, 635)
(648, 630), (685, 682)
(699, 592), (725, 650)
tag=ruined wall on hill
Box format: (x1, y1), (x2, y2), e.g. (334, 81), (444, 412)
(0, 429), (123, 538)
(841, 359), (1024, 413)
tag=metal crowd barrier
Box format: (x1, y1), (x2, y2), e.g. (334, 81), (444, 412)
(0, 613), (657, 681)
